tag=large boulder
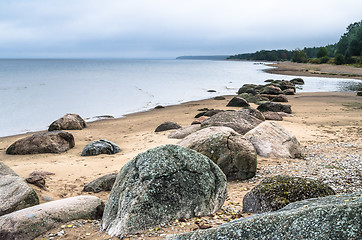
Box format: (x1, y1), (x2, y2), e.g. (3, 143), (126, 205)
(178, 127), (257, 180)
(201, 111), (263, 135)
(260, 85), (283, 95)
(0, 196), (104, 240)
(48, 113), (86, 131)
(283, 88), (295, 95)
(102, 144), (227, 238)
(81, 139), (121, 156)
(155, 121), (182, 132)
(263, 111), (283, 121)
(243, 175), (336, 213)
(0, 163), (39, 216)
(6, 131), (75, 155)
(226, 96), (250, 107)
(239, 108), (265, 121)
(244, 121), (302, 158)
(290, 78), (305, 85)
(257, 102), (292, 114)
(238, 93), (266, 105)
(168, 125), (201, 139)
(167, 192), (361, 240)
(271, 94), (288, 102)
(83, 173), (117, 193)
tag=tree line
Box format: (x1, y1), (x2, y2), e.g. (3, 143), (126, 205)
(227, 20), (361, 65)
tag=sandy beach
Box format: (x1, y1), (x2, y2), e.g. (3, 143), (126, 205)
(1, 85), (361, 239)
(265, 61), (362, 80)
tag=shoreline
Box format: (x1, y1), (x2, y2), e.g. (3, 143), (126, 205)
(264, 61), (362, 80)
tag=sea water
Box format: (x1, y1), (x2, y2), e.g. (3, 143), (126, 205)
(0, 59), (359, 137)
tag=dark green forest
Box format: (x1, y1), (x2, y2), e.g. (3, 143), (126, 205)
(227, 20), (361, 65)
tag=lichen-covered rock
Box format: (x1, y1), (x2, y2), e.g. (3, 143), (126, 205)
(0, 196), (104, 240)
(257, 102), (292, 113)
(155, 121), (182, 132)
(83, 173), (117, 193)
(6, 131), (75, 155)
(48, 113), (86, 131)
(244, 121), (302, 158)
(226, 96), (250, 107)
(81, 139), (121, 156)
(237, 84), (262, 95)
(178, 127), (257, 180)
(168, 125), (201, 139)
(0, 162), (39, 216)
(167, 192), (361, 240)
(243, 175), (335, 213)
(238, 93), (266, 105)
(102, 144), (227, 238)
(201, 111), (263, 135)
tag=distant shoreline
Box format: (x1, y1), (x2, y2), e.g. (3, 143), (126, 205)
(264, 61), (362, 80)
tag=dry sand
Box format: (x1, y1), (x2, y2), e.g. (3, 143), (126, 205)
(265, 61), (362, 80)
(1, 85), (361, 239)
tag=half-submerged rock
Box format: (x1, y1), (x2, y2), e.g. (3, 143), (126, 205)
(167, 192), (361, 240)
(81, 139), (121, 156)
(242, 175), (335, 213)
(0, 162), (39, 216)
(178, 127), (257, 180)
(102, 144), (227, 238)
(244, 121), (302, 158)
(6, 131), (75, 155)
(48, 113), (86, 131)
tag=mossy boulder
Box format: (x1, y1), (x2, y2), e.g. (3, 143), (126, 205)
(102, 145), (227, 238)
(242, 175), (335, 213)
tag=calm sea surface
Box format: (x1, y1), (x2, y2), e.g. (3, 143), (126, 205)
(0, 59), (359, 137)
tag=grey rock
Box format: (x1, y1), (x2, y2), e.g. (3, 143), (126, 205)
(6, 131), (75, 155)
(243, 175), (335, 213)
(260, 85), (283, 95)
(83, 173), (117, 193)
(168, 125), (201, 139)
(201, 111), (263, 135)
(214, 96), (226, 100)
(257, 102), (292, 114)
(271, 94), (288, 102)
(238, 108), (265, 121)
(167, 192), (361, 240)
(101, 144), (227, 238)
(81, 139), (121, 156)
(226, 96), (250, 107)
(237, 93), (266, 105)
(0, 195), (104, 240)
(178, 127), (257, 180)
(244, 121), (302, 158)
(283, 88), (295, 95)
(155, 121), (182, 132)
(290, 78), (305, 85)
(263, 111), (283, 121)
(48, 113), (86, 131)
(0, 162), (39, 216)
(237, 84), (260, 95)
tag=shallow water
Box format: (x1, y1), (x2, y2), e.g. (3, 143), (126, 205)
(0, 59), (359, 137)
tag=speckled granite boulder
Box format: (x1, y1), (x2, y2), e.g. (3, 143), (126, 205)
(0, 162), (39, 216)
(201, 111), (263, 135)
(6, 131), (75, 155)
(243, 175), (335, 213)
(178, 127), (257, 180)
(102, 144), (227, 238)
(48, 113), (86, 131)
(0, 195), (104, 240)
(81, 139), (121, 156)
(167, 192), (361, 240)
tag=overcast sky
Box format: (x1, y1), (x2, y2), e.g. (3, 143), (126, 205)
(0, 0), (361, 58)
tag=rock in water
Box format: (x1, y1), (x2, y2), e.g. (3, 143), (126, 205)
(155, 121), (182, 132)
(83, 173), (117, 193)
(178, 127), (257, 180)
(48, 113), (86, 131)
(166, 192), (361, 240)
(244, 121), (302, 158)
(81, 139), (121, 156)
(201, 111), (263, 135)
(0, 196), (104, 240)
(226, 96), (250, 107)
(102, 144), (227, 238)
(257, 102), (292, 113)
(242, 175), (335, 213)
(0, 162), (39, 216)
(6, 131), (75, 155)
